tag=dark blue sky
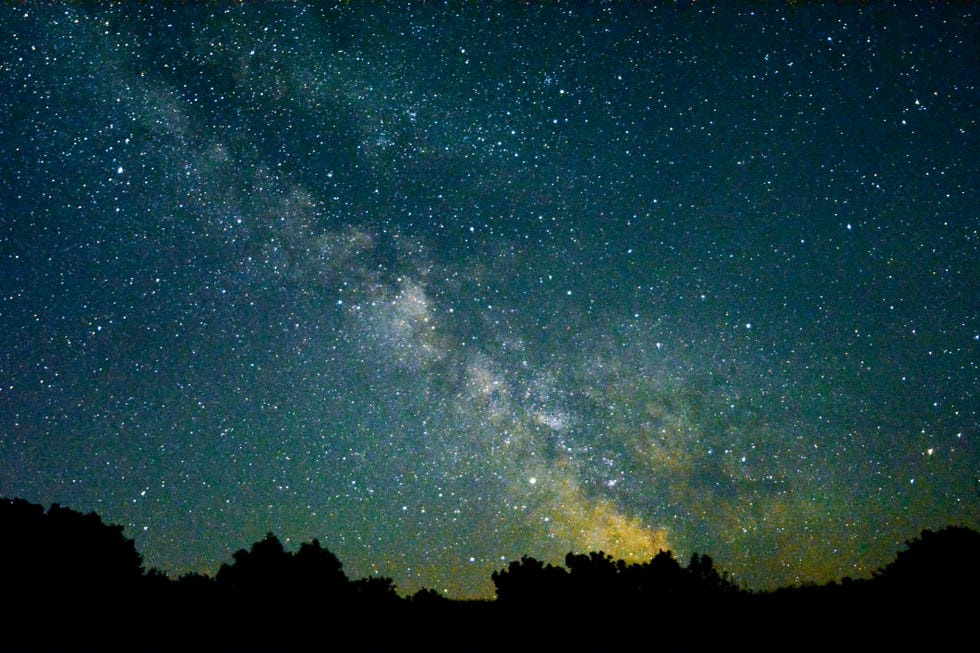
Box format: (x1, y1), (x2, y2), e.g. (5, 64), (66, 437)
(1, 3), (976, 598)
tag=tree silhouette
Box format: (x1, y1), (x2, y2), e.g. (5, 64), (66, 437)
(686, 552), (736, 593)
(410, 587), (449, 605)
(873, 525), (980, 593)
(0, 497), (147, 648)
(624, 549), (687, 598)
(294, 537), (349, 597)
(565, 550), (623, 601)
(350, 575), (400, 604)
(1, 495), (975, 651)
(215, 532), (291, 596)
(214, 531), (356, 620)
(0, 497), (144, 598)
(491, 555), (568, 604)
(176, 570), (216, 591)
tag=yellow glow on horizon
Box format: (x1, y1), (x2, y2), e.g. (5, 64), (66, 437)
(534, 473), (669, 561)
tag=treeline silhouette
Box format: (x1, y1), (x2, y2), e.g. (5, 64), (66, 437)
(0, 497), (976, 652)
(491, 549), (736, 606)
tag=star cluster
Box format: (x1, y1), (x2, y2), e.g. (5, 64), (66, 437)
(1, 3), (976, 598)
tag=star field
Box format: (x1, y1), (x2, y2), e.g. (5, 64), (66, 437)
(1, 3), (977, 598)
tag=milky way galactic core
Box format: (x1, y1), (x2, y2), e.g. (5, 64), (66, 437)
(1, 3), (976, 598)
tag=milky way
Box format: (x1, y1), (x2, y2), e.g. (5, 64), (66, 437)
(1, 3), (976, 598)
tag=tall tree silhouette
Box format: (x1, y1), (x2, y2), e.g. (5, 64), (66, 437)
(686, 552), (736, 593)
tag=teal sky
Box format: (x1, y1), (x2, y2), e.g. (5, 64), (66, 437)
(1, 3), (976, 598)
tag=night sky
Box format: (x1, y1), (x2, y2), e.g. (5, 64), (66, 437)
(1, 3), (977, 599)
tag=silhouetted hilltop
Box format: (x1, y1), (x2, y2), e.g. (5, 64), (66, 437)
(0, 497), (976, 652)
(875, 525), (980, 592)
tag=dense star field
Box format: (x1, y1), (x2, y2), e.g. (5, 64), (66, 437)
(1, 4), (976, 599)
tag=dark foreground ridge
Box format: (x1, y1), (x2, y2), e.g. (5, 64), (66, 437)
(0, 497), (976, 652)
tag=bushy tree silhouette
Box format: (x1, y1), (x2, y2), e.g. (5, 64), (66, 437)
(351, 575), (400, 604)
(873, 525), (980, 593)
(216, 532), (291, 597)
(0, 497), (147, 647)
(410, 587), (449, 605)
(491, 555), (568, 604)
(214, 531), (355, 618)
(0, 497), (144, 598)
(295, 538), (347, 588)
(492, 547), (740, 609)
(176, 570), (216, 591)
(624, 549), (688, 598)
(2, 495), (976, 651)
(565, 550), (623, 600)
